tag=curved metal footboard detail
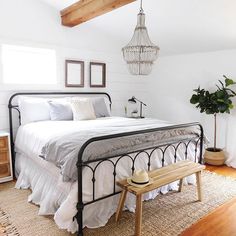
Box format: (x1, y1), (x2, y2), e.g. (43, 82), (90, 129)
(76, 122), (204, 236)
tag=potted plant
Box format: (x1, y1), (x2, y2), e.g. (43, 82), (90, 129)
(190, 75), (236, 165)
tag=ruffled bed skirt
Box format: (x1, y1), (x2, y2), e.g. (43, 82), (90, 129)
(15, 152), (196, 233)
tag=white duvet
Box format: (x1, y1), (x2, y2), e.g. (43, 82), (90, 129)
(15, 117), (198, 233)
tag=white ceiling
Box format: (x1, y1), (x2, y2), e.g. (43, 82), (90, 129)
(40, 0), (77, 10)
(40, 0), (236, 56)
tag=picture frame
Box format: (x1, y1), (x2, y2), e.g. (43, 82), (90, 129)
(89, 62), (106, 88)
(65, 60), (84, 87)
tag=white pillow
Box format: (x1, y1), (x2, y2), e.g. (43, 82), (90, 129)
(71, 98), (96, 120)
(18, 96), (70, 125)
(18, 97), (51, 125)
(48, 101), (73, 121)
(72, 96), (111, 116)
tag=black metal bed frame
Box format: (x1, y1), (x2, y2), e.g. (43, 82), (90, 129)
(8, 92), (204, 236)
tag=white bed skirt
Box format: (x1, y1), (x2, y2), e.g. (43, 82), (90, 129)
(15, 149), (197, 233)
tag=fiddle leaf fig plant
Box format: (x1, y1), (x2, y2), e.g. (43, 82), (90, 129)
(190, 75), (236, 151)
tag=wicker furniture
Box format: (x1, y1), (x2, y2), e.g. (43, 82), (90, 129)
(0, 132), (13, 183)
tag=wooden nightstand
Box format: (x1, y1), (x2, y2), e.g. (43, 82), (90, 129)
(0, 132), (13, 183)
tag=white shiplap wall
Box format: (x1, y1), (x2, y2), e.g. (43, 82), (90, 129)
(0, 46), (149, 133)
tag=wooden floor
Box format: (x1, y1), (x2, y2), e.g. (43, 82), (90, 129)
(205, 164), (236, 178)
(181, 164), (236, 236)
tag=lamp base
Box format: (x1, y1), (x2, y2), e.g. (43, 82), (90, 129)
(128, 116), (145, 119)
(134, 116), (145, 119)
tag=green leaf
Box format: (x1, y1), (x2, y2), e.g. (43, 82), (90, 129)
(217, 99), (225, 103)
(190, 95), (199, 104)
(216, 90), (224, 98)
(225, 78), (236, 87)
(206, 109), (214, 114)
(218, 104), (227, 112)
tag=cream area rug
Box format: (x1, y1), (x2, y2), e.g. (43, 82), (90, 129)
(1, 171), (236, 236)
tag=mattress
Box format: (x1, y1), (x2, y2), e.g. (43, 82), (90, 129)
(15, 117), (198, 233)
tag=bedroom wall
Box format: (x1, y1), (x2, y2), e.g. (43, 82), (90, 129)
(148, 49), (236, 152)
(0, 0), (150, 133)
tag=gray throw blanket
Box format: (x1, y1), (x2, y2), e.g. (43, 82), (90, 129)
(40, 118), (199, 182)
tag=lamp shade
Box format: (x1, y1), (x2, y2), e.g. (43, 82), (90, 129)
(128, 96), (137, 104)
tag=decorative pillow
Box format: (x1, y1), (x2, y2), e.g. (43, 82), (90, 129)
(48, 101), (73, 121)
(71, 98), (96, 120)
(18, 97), (51, 125)
(18, 96), (71, 125)
(91, 97), (111, 118)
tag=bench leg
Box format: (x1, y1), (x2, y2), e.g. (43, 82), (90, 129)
(179, 178), (183, 192)
(135, 194), (143, 236)
(115, 189), (127, 222)
(196, 171), (202, 201)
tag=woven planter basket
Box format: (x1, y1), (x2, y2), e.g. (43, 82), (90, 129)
(204, 148), (225, 166)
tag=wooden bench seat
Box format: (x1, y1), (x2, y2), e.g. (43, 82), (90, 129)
(115, 160), (205, 236)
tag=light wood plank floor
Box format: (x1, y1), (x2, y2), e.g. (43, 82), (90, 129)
(181, 164), (236, 236)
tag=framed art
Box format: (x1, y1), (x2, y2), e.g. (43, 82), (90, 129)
(65, 60), (84, 87)
(90, 62), (106, 88)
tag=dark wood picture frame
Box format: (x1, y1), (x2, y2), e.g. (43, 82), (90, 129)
(90, 62), (106, 88)
(65, 60), (84, 87)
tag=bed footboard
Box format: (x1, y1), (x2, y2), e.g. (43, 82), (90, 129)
(76, 122), (204, 236)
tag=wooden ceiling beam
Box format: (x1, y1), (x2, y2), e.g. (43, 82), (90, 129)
(61, 0), (136, 27)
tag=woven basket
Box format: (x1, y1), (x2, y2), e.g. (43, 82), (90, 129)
(204, 148), (225, 166)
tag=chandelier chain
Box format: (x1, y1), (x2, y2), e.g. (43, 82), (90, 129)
(140, 0), (143, 13)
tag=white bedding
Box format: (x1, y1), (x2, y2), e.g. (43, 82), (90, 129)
(15, 117), (198, 233)
(15, 117), (173, 159)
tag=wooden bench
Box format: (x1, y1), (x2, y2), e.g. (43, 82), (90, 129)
(115, 160), (205, 236)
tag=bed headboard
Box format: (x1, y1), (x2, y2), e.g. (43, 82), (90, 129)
(8, 91), (112, 173)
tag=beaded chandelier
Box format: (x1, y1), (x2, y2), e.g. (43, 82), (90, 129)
(122, 0), (160, 75)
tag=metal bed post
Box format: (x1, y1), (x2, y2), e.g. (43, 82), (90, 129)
(77, 155), (84, 236)
(198, 124), (204, 164)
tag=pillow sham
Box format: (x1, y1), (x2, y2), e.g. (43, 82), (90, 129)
(18, 96), (70, 125)
(18, 97), (51, 125)
(48, 101), (73, 121)
(91, 97), (111, 118)
(71, 98), (96, 121)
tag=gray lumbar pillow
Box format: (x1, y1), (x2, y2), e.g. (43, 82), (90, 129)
(48, 101), (73, 121)
(92, 97), (111, 118)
